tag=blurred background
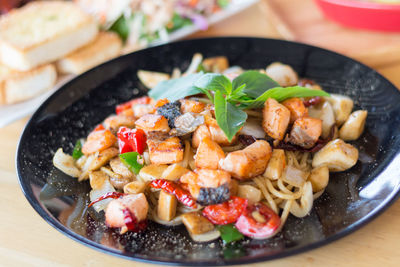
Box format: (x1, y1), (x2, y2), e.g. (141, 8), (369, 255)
(1, 0), (400, 117)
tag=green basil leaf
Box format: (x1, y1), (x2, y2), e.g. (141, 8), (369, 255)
(232, 70), (280, 98)
(247, 86), (330, 109)
(119, 152), (144, 174)
(72, 140), (83, 160)
(194, 73), (232, 95)
(216, 224), (244, 244)
(109, 16), (130, 42)
(214, 90), (247, 142)
(148, 72), (204, 101)
(232, 83), (246, 96)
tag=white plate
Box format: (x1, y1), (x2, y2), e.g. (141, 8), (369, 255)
(0, 0), (259, 128)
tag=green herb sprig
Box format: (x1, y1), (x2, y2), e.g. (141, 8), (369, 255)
(148, 70), (329, 142)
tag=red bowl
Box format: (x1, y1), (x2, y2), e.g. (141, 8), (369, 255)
(315, 0), (400, 32)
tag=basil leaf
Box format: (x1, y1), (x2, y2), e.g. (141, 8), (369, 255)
(216, 224), (244, 244)
(72, 140), (83, 160)
(247, 86), (330, 108)
(214, 90), (247, 142)
(109, 16), (130, 42)
(148, 73), (204, 101)
(194, 73), (232, 95)
(232, 83), (246, 96)
(119, 152), (144, 174)
(232, 71), (279, 98)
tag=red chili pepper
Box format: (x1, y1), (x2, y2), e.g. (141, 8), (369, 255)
(202, 197), (248, 225)
(303, 96), (322, 107)
(117, 127), (147, 154)
(88, 192), (125, 207)
(235, 203), (281, 239)
(122, 208), (147, 232)
(150, 179), (197, 208)
(116, 96), (151, 115)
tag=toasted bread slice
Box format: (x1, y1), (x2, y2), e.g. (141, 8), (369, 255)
(0, 1), (98, 71)
(0, 64), (57, 104)
(57, 32), (122, 74)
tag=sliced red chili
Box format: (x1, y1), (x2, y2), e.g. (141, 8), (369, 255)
(88, 192), (125, 207)
(202, 197), (248, 225)
(122, 208), (147, 232)
(235, 203), (281, 239)
(116, 96), (151, 115)
(150, 179), (197, 208)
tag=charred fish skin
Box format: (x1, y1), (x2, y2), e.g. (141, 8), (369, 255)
(196, 183), (230, 206)
(157, 101), (182, 128)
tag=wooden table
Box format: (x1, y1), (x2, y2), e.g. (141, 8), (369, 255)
(1, 1), (400, 266)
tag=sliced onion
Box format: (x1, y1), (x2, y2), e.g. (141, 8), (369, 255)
(189, 229), (220, 243)
(52, 148), (81, 178)
(239, 119), (266, 139)
(150, 209), (183, 226)
(89, 177), (116, 213)
(289, 182), (313, 218)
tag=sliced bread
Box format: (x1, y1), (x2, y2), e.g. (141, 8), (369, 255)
(0, 1), (98, 71)
(0, 64), (57, 104)
(57, 32), (122, 75)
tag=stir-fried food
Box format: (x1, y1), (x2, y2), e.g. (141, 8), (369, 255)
(53, 54), (367, 243)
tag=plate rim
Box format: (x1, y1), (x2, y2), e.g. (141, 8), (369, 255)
(16, 36), (400, 265)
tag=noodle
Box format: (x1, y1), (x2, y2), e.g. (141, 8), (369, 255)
(254, 177), (278, 213)
(266, 179), (303, 200)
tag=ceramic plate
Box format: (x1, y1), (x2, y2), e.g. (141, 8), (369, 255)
(16, 37), (400, 265)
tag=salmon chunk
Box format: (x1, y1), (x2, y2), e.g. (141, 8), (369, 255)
(181, 169), (231, 198)
(219, 140), (272, 180)
(104, 114), (136, 132)
(262, 98), (291, 140)
(147, 137), (184, 164)
(180, 99), (206, 114)
(82, 129), (117, 155)
(135, 114), (170, 132)
(282, 97), (308, 123)
(287, 117), (322, 148)
(206, 118), (237, 146)
(195, 137), (225, 169)
(192, 124), (211, 148)
(105, 193), (149, 228)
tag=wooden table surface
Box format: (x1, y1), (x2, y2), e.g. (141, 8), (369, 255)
(1, 1), (400, 266)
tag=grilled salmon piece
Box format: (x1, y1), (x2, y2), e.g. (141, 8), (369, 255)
(180, 99), (206, 114)
(262, 98), (290, 141)
(206, 118), (237, 146)
(147, 137), (184, 164)
(82, 129), (117, 155)
(104, 114), (136, 132)
(219, 140), (272, 180)
(135, 114), (170, 133)
(105, 193), (148, 228)
(192, 124), (211, 148)
(282, 97), (308, 123)
(195, 137), (225, 169)
(181, 169), (231, 198)
(287, 117), (322, 148)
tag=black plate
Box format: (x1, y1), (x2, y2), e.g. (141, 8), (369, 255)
(16, 37), (400, 265)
